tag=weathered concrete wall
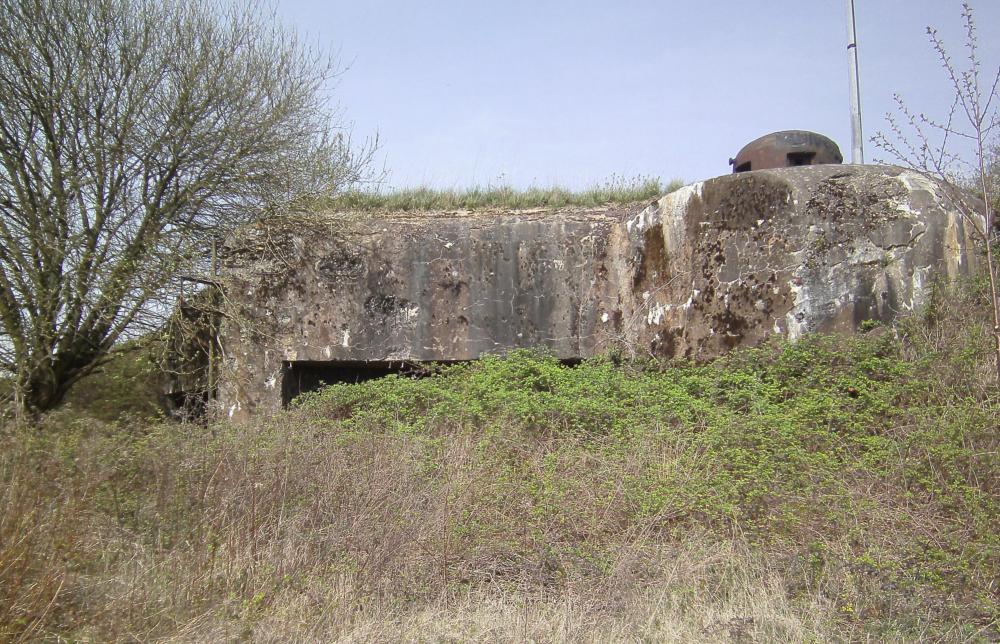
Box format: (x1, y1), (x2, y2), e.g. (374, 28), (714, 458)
(217, 165), (981, 420)
(615, 165), (980, 359)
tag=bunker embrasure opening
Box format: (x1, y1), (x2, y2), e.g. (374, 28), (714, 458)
(280, 357), (584, 406)
(281, 360), (435, 406)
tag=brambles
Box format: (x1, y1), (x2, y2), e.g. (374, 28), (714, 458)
(2, 278), (997, 640)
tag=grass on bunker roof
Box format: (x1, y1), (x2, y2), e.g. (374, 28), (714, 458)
(309, 176), (683, 212)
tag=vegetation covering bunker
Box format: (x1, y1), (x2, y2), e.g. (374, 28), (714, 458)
(213, 165), (981, 419)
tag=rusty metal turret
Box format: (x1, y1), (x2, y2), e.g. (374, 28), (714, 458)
(730, 130), (843, 173)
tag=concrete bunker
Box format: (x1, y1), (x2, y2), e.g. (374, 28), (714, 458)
(204, 164), (981, 421)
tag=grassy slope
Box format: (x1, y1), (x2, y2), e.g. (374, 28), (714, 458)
(1, 281), (998, 642)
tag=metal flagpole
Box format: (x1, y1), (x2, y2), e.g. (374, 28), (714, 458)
(846, 0), (864, 163)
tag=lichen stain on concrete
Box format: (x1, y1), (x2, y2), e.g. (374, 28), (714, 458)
(214, 165), (981, 419)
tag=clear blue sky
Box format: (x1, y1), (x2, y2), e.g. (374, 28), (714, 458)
(275, 0), (1000, 190)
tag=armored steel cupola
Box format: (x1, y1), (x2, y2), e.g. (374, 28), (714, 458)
(729, 130), (843, 173)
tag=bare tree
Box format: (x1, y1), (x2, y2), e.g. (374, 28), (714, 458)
(0, 0), (373, 416)
(873, 2), (1000, 384)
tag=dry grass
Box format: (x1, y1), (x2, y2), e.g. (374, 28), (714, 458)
(179, 540), (837, 643)
(1, 279), (997, 642)
(0, 419), (843, 643)
(311, 176), (681, 213)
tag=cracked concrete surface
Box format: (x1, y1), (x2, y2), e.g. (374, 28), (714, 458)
(216, 165), (981, 419)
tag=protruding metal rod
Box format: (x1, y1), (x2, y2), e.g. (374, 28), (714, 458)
(846, 0), (864, 163)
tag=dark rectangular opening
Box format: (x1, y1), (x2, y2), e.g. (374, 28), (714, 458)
(281, 360), (441, 406)
(786, 151), (815, 166)
(734, 161), (751, 173)
(281, 357), (585, 407)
